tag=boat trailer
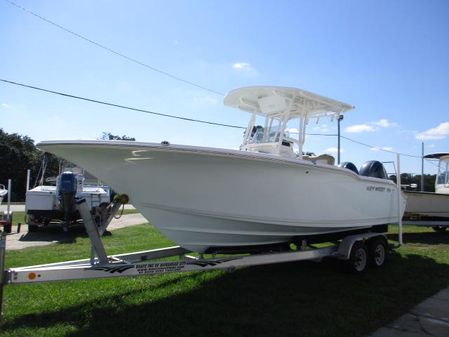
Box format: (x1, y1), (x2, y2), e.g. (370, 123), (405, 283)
(0, 153), (405, 320)
(0, 193), (392, 320)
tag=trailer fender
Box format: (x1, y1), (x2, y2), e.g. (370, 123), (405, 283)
(335, 233), (387, 260)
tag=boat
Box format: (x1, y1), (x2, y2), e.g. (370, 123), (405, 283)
(403, 153), (449, 230)
(0, 184), (7, 206)
(26, 161), (111, 232)
(37, 86), (406, 253)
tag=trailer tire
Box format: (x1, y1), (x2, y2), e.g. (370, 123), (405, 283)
(432, 226), (447, 232)
(348, 241), (368, 273)
(28, 224), (38, 232)
(368, 237), (388, 268)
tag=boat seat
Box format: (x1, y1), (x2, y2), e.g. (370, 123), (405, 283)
(338, 162), (359, 174)
(302, 154), (335, 165)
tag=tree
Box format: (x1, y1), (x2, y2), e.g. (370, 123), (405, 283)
(0, 129), (59, 201)
(100, 132), (136, 141)
(389, 173), (436, 192)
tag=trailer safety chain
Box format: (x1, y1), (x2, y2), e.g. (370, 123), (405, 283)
(112, 194), (129, 219)
(113, 204), (125, 219)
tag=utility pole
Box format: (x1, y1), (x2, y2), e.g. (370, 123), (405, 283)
(337, 115), (344, 165)
(421, 142), (424, 191)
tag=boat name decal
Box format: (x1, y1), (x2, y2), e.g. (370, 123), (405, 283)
(366, 186), (392, 192)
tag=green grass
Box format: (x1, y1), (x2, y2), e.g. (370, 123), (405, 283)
(10, 212), (26, 227)
(121, 208), (140, 215)
(1, 225), (449, 337)
(6, 209), (139, 231)
(9, 209), (140, 226)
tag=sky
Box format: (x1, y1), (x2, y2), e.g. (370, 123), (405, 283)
(1, 0), (449, 174)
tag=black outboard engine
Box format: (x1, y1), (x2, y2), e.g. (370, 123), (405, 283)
(359, 160), (388, 179)
(339, 162), (359, 174)
(57, 172), (78, 229)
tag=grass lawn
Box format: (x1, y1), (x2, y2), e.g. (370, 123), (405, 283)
(8, 209), (140, 227)
(1, 224), (448, 337)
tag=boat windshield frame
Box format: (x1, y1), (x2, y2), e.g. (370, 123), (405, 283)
(437, 156), (449, 187)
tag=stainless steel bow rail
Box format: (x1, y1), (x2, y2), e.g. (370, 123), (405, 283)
(0, 196), (393, 321)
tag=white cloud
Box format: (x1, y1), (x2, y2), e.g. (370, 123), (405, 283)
(1, 103), (10, 108)
(325, 147), (344, 154)
(370, 146), (394, 152)
(344, 118), (398, 133)
(344, 124), (375, 133)
(312, 124), (331, 133)
(416, 122), (449, 140)
(374, 119), (397, 128)
(232, 62), (253, 71)
(285, 127), (299, 134)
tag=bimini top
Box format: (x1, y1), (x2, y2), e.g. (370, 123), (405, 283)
(424, 153), (449, 160)
(224, 86), (354, 118)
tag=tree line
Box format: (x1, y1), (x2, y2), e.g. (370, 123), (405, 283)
(0, 129), (59, 201)
(389, 173), (436, 192)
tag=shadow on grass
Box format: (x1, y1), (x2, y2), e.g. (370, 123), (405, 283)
(387, 230), (449, 245)
(18, 225), (88, 244)
(2, 251), (449, 337)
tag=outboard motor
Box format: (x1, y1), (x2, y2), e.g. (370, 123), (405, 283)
(359, 160), (388, 179)
(339, 162), (359, 174)
(57, 172), (78, 229)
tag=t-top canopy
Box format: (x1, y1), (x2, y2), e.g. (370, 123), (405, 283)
(224, 86), (354, 118)
(424, 153), (449, 160)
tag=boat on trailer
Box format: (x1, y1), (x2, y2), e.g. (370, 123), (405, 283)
(403, 153), (449, 231)
(0, 86), (406, 317)
(37, 86), (406, 253)
(0, 185), (7, 206)
(25, 161), (111, 232)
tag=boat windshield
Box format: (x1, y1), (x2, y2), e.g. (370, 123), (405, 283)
(247, 119), (291, 145)
(437, 161), (449, 185)
(249, 125), (265, 143)
(267, 123), (282, 143)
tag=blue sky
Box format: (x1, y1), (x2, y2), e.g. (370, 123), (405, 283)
(1, 0), (448, 174)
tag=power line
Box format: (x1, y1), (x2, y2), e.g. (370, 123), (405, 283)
(0, 78), (243, 129)
(340, 135), (422, 159)
(4, 0), (225, 96)
(306, 133), (338, 137)
(2, 2), (430, 161)
(424, 159), (440, 169)
(1, 77), (425, 159)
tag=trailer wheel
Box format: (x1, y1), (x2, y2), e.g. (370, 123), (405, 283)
(348, 241), (368, 273)
(432, 226), (447, 232)
(27, 214), (39, 232)
(368, 237), (388, 268)
(28, 224), (38, 232)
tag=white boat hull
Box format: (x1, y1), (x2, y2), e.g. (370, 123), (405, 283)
(38, 141), (406, 252)
(404, 191), (449, 219)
